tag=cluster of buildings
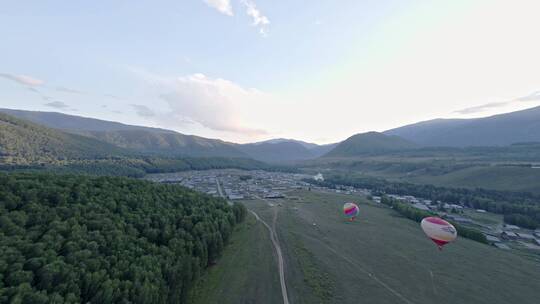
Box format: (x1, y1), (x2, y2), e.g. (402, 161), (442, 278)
(498, 226), (540, 249)
(146, 169), (312, 201)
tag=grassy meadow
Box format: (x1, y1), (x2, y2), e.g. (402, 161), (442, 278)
(191, 190), (540, 304)
(188, 214), (282, 304)
(260, 190), (538, 304)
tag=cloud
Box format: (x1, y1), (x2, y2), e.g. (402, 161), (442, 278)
(25, 86), (54, 102)
(126, 67), (269, 137)
(0, 73), (44, 86)
(56, 86), (87, 95)
(44, 101), (69, 109)
(104, 94), (122, 100)
(240, 0), (270, 36)
(155, 73), (266, 135)
(515, 90), (540, 102)
(2, 72), (122, 108)
(130, 104), (156, 118)
(454, 90), (540, 114)
(201, 0), (269, 36)
(203, 0), (233, 16)
(27, 87), (41, 94)
(454, 102), (509, 115)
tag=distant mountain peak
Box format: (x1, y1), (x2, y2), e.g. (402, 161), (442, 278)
(240, 138), (338, 162)
(384, 105), (540, 147)
(323, 131), (417, 157)
(252, 138), (319, 149)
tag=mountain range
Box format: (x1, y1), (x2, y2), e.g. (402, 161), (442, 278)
(384, 106), (540, 147)
(2, 105), (540, 163)
(0, 108), (247, 158)
(0, 108), (335, 163)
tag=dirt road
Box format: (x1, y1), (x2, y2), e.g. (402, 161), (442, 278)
(249, 209), (290, 304)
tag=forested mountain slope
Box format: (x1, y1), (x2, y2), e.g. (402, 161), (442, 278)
(0, 112), (127, 164)
(0, 109), (247, 158)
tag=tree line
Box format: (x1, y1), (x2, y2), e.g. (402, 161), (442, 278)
(309, 175), (540, 229)
(380, 196), (488, 244)
(0, 173), (246, 303)
(0, 157), (298, 178)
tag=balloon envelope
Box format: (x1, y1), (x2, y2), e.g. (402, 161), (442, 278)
(343, 202), (359, 219)
(421, 217), (457, 249)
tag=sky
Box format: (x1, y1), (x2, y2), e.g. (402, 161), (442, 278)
(1, 0), (540, 144)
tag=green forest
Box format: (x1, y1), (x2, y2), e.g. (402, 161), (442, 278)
(0, 157), (297, 178)
(0, 173), (247, 303)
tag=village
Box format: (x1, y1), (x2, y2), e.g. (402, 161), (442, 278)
(146, 169), (312, 200)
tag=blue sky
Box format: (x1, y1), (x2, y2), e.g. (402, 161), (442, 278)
(1, 0), (540, 143)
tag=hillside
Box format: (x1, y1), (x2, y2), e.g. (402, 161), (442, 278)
(324, 132), (417, 157)
(385, 105), (540, 147)
(80, 130), (246, 158)
(0, 108), (247, 158)
(0, 108), (169, 132)
(0, 112), (128, 164)
(1, 108), (345, 161)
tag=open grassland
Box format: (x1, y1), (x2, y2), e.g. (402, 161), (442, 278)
(245, 190), (540, 304)
(312, 159), (540, 195)
(408, 166), (540, 194)
(188, 214), (282, 304)
(461, 208), (504, 226)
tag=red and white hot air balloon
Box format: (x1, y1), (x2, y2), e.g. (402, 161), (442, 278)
(343, 202), (360, 221)
(421, 217), (457, 250)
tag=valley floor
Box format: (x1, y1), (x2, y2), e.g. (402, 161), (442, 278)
(191, 189), (540, 304)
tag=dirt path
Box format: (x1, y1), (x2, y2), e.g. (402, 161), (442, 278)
(249, 209), (290, 304)
(215, 178), (232, 206)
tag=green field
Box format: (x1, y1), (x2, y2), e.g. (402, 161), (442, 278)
(408, 166), (540, 194)
(461, 208), (504, 226)
(188, 213), (282, 304)
(307, 157), (540, 194)
(195, 190), (540, 304)
(355, 165), (540, 194)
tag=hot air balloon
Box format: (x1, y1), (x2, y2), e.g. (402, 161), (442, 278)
(421, 217), (457, 250)
(343, 202), (359, 221)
